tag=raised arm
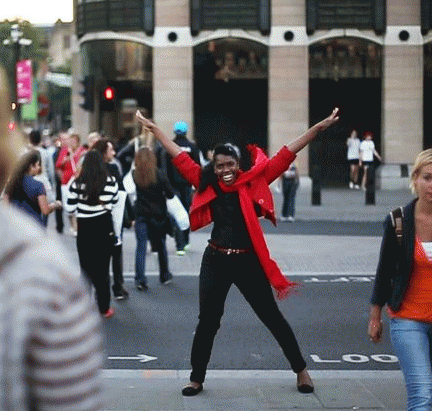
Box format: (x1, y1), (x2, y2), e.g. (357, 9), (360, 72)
(287, 108), (339, 154)
(135, 111), (182, 158)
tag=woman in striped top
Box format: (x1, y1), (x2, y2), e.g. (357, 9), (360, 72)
(66, 150), (119, 318)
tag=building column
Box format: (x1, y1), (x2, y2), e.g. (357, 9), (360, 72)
(153, 0), (192, 138)
(71, 50), (92, 139)
(152, 46), (193, 139)
(381, 41), (423, 188)
(268, 45), (309, 175)
(380, 0), (422, 188)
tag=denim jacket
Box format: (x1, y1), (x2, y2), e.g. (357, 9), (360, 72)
(371, 199), (416, 311)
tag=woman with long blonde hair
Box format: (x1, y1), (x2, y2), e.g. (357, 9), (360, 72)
(370, 148), (432, 410)
(132, 147), (174, 289)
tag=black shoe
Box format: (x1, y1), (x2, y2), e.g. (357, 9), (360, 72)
(114, 288), (129, 300)
(297, 383), (314, 394)
(297, 372), (314, 394)
(136, 282), (148, 291)
(182, 382), (203, 397)
(161, 273), (173, 285)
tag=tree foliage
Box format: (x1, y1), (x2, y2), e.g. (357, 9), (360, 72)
(0, 19), (49, 93)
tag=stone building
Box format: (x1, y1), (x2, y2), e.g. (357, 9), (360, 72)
(71, 0), (430, 187)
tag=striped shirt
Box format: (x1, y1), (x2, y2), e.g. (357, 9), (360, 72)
(66, 176), (119, 218)
(0, 203), (103, 410)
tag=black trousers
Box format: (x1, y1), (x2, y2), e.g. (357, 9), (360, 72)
(173, 185), (192, 250)
(55, 176), (63, 233)
(77, 213), (114, 314)
(111, 243), (124, 294)
(189, 246), (307, 384)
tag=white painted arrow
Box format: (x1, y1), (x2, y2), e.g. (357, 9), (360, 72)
(108, 354), (158, 363)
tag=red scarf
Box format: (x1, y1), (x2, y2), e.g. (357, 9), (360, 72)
(214, 146), (297, 299)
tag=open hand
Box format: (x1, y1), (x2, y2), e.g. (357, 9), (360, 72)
(135, 110), (156, 132)
(320, 107), (340, 131)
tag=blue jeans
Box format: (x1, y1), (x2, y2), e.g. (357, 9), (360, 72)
(281, 178), (298, 218)
(135, 218), (171, 285)
(390, 318), (432, 411)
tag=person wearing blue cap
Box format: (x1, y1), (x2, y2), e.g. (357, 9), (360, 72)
(165, 121), (201, 255)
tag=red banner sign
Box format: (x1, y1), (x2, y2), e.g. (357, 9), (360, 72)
(16, 59), (33, 104)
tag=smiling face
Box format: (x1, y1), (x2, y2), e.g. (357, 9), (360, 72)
(213, 153), (239, 186)
(414, 163), (432, 202)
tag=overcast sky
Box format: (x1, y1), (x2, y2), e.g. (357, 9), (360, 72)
(1, 0), (73, 25)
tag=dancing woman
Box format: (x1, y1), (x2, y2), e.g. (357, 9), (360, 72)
(136, 108), (339, 396)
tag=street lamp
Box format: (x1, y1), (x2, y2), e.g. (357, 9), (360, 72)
(3, 23), (32, 122)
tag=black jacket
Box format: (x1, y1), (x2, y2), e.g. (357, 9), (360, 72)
(166, 135), (201, 187)
(132, 170), (174, 223)
(371, 199), (417, 311)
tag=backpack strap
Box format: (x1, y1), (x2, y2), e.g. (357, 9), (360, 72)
(390, 207), (404, 246)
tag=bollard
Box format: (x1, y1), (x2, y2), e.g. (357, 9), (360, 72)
(312, 178), (321, 206)
(365, 165), (376, 205)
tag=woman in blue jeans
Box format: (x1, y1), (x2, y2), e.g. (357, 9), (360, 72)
(132, 147), (174, 289)
(369, 149), (432, 411)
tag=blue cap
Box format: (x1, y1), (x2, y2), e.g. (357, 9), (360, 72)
(174, 121), (188, 134)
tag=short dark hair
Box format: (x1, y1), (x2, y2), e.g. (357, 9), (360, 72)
(213, 143), (240, 161)
(29, 130), (41, 146)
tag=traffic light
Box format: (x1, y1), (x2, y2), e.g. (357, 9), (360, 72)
(79, 76), (94, 112)
(100, 86), (116, 111)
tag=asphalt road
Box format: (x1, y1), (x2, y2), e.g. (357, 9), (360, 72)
(53, 216), (394, 374)
(102, 275), (396, 372)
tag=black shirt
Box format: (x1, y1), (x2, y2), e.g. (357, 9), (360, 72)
(210, 190), (252, 249)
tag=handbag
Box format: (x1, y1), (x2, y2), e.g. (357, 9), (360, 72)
(166, 195), (190, 230)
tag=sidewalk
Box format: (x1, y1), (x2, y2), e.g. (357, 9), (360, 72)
(102, 370), (406, 410)
(272, 185), (414, 222)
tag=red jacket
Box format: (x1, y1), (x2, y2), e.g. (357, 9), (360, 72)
(55, 146), (87, 185)
(172, 145), (296, 231)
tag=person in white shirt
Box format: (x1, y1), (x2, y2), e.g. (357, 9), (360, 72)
(359, 132), (382, 190)
(346, 129), (361, 189)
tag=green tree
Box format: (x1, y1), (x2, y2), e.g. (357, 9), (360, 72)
(0, 19), (48, 97)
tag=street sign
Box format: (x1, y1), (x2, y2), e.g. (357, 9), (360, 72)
(16, 59), (32, 104)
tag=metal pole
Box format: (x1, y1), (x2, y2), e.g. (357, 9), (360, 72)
(311, 164), (321, 206)
(365, 164), (376, 205)
(14, 39), (21, 123)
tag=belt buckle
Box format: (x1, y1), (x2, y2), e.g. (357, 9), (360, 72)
(227, 248), (232, 255)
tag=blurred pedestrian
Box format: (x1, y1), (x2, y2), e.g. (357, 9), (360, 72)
(165, 121), (201, 255)
(65, 150), (119, 318)
(28, 129), (56, 200)
(359, 132), (381, 190)
(346, 129), (360, 189)
(55, 133), (87, 235)
(93, 137), (130, 300)
(369, 148), (432, 411)
(52, 132), (69, 233)
(132, 147), (174, 290)
(5, 150), (62, 227)
(136, 107), (339, 397)
(280, 162), (299, 222)
(0, 65), (103, 410)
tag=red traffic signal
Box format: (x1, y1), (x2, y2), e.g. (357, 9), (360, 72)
(104, 87), (115, 101)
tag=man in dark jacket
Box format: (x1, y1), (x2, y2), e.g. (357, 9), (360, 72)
(166, 121), (201, 255)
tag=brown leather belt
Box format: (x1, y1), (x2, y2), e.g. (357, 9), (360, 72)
(208, 242), (250, 255)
